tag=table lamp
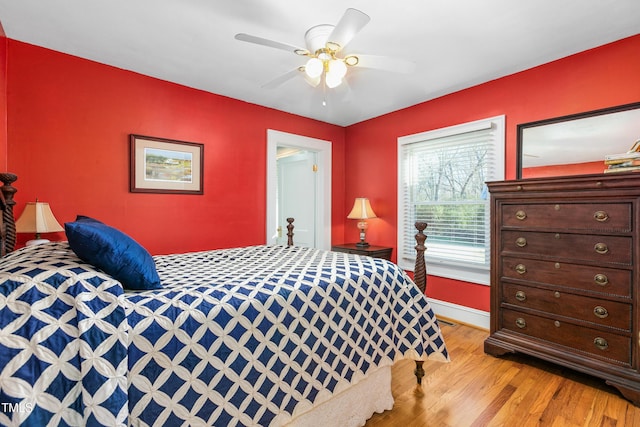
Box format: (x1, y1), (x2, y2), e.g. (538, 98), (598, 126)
(15, 200), (64, 246)
(347, 197), (377, 247)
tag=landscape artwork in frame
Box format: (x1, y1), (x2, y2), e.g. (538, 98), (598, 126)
(130, 134), (204, 194)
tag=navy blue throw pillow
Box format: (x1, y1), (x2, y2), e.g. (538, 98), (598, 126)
(65, 215), (162, 290)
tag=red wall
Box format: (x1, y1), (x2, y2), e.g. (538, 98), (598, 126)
(0, 23), (7, 169)
(344, 34), (640, 312)
(523, 160), (604, 179)
(6, 41), (346, 254)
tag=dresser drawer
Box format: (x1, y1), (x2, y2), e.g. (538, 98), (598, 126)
(502, 230), (632, 265)
(501, 256), (632, 297)
(501, 203), (632, 231)
(501, 309), (631, 365)
(502, 282), (632, 331)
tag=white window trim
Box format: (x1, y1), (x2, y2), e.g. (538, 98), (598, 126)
(397, 115), (505, 286)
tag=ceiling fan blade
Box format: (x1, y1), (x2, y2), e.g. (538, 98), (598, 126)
(235, 33), (309, 55)
(326, 8), (370, 51)
(261, 68), (301, 89)
(353, 54), (417, 74)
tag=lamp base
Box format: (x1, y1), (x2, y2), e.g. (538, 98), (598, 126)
(356, 222), (370, 248)
(25, 238), (51, 247)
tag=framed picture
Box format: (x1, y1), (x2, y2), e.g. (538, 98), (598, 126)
(130, 134), (204, 194)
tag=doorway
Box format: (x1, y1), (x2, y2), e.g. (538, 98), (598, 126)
(266, 130), (332, 249)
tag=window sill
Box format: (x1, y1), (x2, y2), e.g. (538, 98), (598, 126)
(400, 257), (489, 286)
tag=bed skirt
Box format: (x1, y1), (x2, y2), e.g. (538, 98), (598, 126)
(280, 366), (394, 427)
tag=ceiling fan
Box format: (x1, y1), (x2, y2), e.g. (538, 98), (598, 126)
(234, 8), (415, 91)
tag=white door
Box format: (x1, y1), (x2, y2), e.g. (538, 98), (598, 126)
(266, 130), (332, 249)
(276, 150), (317, 247)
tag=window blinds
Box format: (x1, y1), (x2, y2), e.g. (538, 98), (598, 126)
(398, 116), (504, 283)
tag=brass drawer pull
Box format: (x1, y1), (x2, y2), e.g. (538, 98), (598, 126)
(515, 264), (527, 275)
(593, 306), (609, 319)
(594, 243), (609, 255)
(515, 291), (526, 302)
(515, 210), (527, 220)
(594, 274), (609, 286)
(594, 337), (609, 351)
(594, 210), (609, 222)
(515, 318), (526, 329)
(515, 237), (527, 247)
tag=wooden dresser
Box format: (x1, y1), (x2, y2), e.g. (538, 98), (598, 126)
(484, 173), (640, 405)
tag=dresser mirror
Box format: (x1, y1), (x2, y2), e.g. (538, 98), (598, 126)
(517, 102), (640, 179)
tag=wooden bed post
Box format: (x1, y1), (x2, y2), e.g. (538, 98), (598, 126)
(414, 221), (428, 294)
(286, 217), (294, 246)
(0, 173), (18, 256)
(414, 221), (428, 385)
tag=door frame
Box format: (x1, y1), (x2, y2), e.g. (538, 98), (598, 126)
(266, 129), (332, 249)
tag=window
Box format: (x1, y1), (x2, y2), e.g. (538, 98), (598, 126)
(397, 116), (505, 285)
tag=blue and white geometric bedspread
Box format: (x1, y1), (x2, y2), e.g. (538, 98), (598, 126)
(0, 242), (448, 426)
(0, 243), (127, 427)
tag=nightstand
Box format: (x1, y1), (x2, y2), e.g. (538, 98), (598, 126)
(331, 243), (393, 260)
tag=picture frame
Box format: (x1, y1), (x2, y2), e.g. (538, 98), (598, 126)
(129, 134), (204, 194)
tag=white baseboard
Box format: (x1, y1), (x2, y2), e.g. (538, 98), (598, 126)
(427, 297), (490, 330)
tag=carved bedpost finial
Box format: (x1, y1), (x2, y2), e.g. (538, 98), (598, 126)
(414, 221), (428, 295)
(286, 217), (294, 246)
(0, 173), (18, 255)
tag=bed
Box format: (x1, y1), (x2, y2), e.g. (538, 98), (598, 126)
(0, 174), (449, 427)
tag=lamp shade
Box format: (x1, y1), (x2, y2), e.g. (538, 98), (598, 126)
(305, 57), (324, 79)
(328, 59), (347, 79)
(347, 198), (377, 220)
(16, 202), (64, 234)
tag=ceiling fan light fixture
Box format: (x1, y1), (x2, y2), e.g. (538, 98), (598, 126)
(317, 50), (332, 61)
(325, 72), (342, 88)
(328, 59), (347, 79)
(344, 55), (359, 66)
(305, 57), (324, 78)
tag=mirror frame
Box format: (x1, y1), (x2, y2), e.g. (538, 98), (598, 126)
(516, 101), (640, 179)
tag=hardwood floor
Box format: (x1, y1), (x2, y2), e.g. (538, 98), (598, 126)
(365, 321), (640, 426)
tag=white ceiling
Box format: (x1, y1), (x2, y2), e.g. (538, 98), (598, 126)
(0, 0), (638, 126)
